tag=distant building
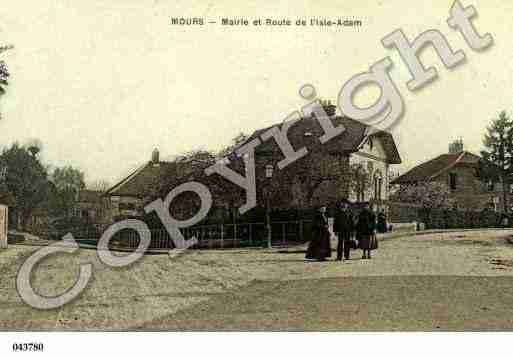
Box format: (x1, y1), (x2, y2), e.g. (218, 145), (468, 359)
(104, 149), (190, 221)
(391, 140), (507, 212)
(73, 189), (109, 226)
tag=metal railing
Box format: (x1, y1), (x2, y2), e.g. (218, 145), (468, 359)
(109, 220), (312, 250)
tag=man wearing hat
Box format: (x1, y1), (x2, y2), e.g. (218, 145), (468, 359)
(333, 200), (354, 261)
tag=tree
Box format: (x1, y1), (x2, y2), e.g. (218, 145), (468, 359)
(348, 163), (372, 202)
(481, 111), (513, 212)
(148, 148), (244, 222)
(293, 152), (343, 206)
(260, 150), (349, 209)
(88, 180), (111, 193)
(0, 45), (12, 94)
(25, 138), (43, 157)
(174, 149), (217, 165)
(50, 166), (86, 217)
(390, 181), (454, 209)
(218, 132), (249, 158)
(0, 143), (50, 229)
(0, 44), (13, 118)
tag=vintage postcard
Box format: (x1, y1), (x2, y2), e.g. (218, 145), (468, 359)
(0, 0), (511, 356)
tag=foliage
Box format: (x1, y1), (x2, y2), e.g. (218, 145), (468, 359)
(390, 181), (454, 209)
(419, 207), (505, 230)
(481, 110), (513, 212)
(0, 44), (13, 97)
(151, 148), (244, 222)
(173, 149), (217, 166)
(481, 111), (513, 170)
(0, 44), (13, 119)
(218, 132), (249, 158)
(348, 163), (371, 202)
(49, 166), (86, 216)
(0, 143), (49, 229)
(25, 138), (43, 157)
(88, 180), (111, 193)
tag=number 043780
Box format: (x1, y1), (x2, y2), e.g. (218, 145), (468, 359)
(12, 343), (44, 352)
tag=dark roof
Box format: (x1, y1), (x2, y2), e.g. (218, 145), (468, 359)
(107, 116), (402, 198)
(391, 151), (481, 184)
(106, 161), (178, 198)
(371, 131), (402, 165)
(245, 116), (401, 164)
(105, 160), (204, 198)
(78, 190), (103, 203)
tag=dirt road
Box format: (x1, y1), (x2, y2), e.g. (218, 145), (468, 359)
(1, 230), (513, 330)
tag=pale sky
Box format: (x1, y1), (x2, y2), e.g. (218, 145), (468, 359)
(0, 0), (511, 185)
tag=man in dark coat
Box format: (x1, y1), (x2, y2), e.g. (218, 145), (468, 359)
(305, 206), (331, 261)
(356, 202), (376, 259)
(333, 200), (354, 261)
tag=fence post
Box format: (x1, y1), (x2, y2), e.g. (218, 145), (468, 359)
(249, 223), (253, 246)
(299, 220), (303, 242)
(282, 222), (286, 245)
(221, 224), (224, 249)
(0, 205), (7, 249)
(234, 223), (238, 247)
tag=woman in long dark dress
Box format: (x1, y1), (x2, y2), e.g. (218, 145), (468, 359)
(305, 206), (332, 261)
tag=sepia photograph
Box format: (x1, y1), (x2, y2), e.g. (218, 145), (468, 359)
(0, 0), (512, 357)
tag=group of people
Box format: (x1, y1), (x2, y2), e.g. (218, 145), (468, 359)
(305, 201), (385, 262)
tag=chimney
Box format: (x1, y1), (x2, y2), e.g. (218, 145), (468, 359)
(151, 148), (160, 164)
(448, 138), (464, 154)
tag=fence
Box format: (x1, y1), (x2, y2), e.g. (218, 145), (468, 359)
(388, 201), (510, 230)
(418, 208), (506, 230)
(108, 220), (313, 250)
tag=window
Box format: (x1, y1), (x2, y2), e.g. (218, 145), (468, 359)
(367, 161), (374, 173)
(449, 173), (457, 190)
(71, 207), (81, 217)
(373, 175), (383, 200)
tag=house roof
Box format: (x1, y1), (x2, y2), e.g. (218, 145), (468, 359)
(245, 115), (402, 164)
(107, 116), (402, 199)
(391, 151), (482, 184)
(105, 160), (203, 198)
(105, 161), (178, 198)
